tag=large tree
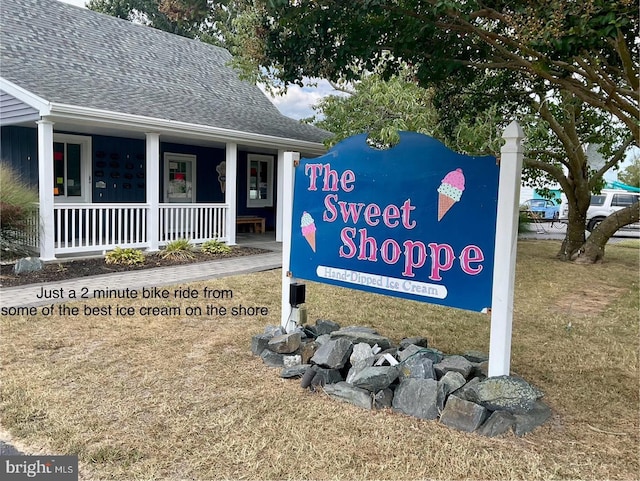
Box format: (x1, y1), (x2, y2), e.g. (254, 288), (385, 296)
(240, 0), (638, 143)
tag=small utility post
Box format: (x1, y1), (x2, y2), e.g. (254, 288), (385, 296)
(488, 120), (524, 377)
(281, 151), (300, 333)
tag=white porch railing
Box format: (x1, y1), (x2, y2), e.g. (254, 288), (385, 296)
(48, 203), (228, 255)
(159, 203), (228, 245)
(53, 203), (149, 254)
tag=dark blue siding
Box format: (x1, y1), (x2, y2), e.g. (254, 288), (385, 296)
(0, 126), (38, 187)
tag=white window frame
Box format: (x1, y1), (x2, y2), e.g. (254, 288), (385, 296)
(163, 153), (197, 203)
(53, 133), (91, 203)
(246, 154), (274, 208)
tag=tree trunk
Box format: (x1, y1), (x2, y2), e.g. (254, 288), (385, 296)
(557, 210), (587, 261)
(575, 203), (640, 264)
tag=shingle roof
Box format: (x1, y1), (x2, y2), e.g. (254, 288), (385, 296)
(0, 0), (329, 144)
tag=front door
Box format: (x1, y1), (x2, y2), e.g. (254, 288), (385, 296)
(164, 153), (196, 203)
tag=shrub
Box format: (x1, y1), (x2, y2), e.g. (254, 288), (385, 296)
(201, 239), (231, 255)
(161, 238), (194, 260)
(105, 247), (145, 266)
(0, 163), (38, 259)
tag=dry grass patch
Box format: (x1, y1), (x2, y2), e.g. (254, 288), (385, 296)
(1, 240), (638, 480)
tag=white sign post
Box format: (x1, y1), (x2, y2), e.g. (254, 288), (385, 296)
(488, 120), (524, 377)
(281, 151), (300, 333)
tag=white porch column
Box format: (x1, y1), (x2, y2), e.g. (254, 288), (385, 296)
(225, 142), (237, 245)
(146, 133), (160, 252)
(37, 119), (55, 261)
(276, 149), (286, 242)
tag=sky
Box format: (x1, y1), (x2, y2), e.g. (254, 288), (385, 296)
(57, 0), (325, 120)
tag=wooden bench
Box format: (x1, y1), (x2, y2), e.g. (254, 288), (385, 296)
(236, 216), (265, 234)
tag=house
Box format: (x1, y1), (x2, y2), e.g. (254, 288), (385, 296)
(0, 0), (329, 260)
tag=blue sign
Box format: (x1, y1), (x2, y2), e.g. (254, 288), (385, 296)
(289, 132), (499, 312)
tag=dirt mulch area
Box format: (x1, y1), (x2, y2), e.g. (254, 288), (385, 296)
(0, 246), (270, 288)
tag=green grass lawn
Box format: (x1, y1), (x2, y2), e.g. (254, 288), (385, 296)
(1, 240), (638, 480)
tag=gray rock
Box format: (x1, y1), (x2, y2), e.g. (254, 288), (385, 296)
(439, 395), (488, 432)
(260, 350), (285, 368)
(398, 355), (435, 381)
(348, 344), (379, 376)
(280, 364), (311, 378)
(514, 400), (552, 436)
(315, 334), (331, 346)
(451, 377), (481, 402)
(399, 337), (428, 348)
(374, 389), (393, 409)
(469, 375), (541, 414)
(437, 371), (467, 411)
(392, 378), (439, 419)
(477, 411), (516, 437)
(311, 338), (353, 369)
(350, 366), (399, 392)
(315, 319), (341, 335)
(472, 361), (489, 378)
(398, 344), (443, 364)
(283, 354), (302, 367)
(463, 350), (489, 363)
(264, 325), (284, 336)
(350, 342), (374, 365)
(311, 367), (343, 386)
(323, 382), (372, 410)
(330, 329), (392, 350)
(299, 340), (319, 364)
(251, 333), (272, 356)
(14, 257), (43, 274)
(434, 355), (473, 379)
(268, 332), (302, 354)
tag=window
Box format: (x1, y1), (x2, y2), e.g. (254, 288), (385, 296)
(590, 195), (606, 206)
(53, 134), (91, 202)
(612, 194), (639, 207)
(247, 154), (274, 207)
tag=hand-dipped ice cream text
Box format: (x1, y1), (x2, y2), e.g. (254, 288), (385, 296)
(304, 163), (485, 280)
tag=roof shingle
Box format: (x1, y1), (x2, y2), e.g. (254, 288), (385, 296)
(0, 0), (329, 143)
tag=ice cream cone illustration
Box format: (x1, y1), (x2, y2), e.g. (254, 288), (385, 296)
(300, 211), (316, 252)
(216, 161), (226, 193)
(437, 168), (465, 221)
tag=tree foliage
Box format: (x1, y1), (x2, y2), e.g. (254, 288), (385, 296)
(236, 0), (638, 142)
(617, 155), (640, 188)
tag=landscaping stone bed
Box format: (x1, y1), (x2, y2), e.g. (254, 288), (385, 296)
(252, 320), (551, 437)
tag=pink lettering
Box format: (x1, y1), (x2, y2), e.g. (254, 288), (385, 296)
(323, 194), (338, 222)
(364, 203), (381, 226)
(383, 204), (401, 228)
(380, 239), (401, 265)
(339, 201), (365, 223)
(339, 227), (357, 258)
(401, 199), (417, 229)
(459, 245), (484, 275)
(356, 228), (378, 261)
(428, 243), (455, 281)
(305, 164), (323, 191)
(402, 240), (427, 277)
(342, 170), (356, 192)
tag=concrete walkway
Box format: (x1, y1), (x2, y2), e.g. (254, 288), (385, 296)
(0, 236), (283, 309)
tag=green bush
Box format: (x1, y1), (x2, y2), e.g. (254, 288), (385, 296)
(201, 239), (231, 255)
(0, 163), (38, 259)
(161, 238), (194, 260)
(105, 247), (145, 266)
